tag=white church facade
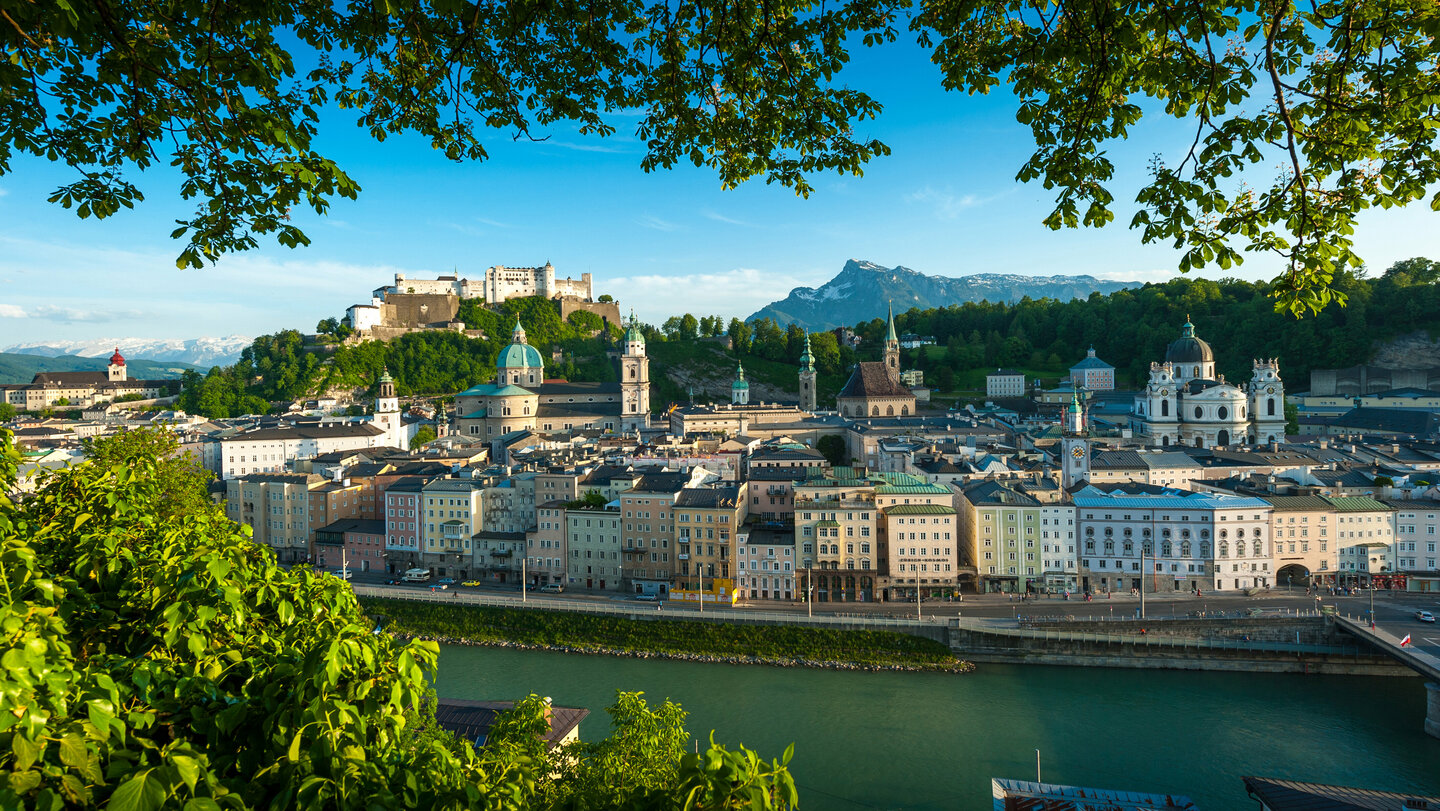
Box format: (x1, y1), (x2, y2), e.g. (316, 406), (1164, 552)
(1131, 317), (1287, 448)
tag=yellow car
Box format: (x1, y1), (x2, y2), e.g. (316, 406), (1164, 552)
(461, 580), (482, 587)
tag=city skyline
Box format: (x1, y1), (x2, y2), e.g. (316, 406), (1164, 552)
(1, 36), (1434, 347)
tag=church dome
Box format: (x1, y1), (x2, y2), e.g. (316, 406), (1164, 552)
(109, 347), (125, 366)
(497, 342), (544, 370)
(1165, 316), (1214, 364)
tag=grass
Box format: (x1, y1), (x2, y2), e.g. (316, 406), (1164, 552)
(361, 598), (968, 671)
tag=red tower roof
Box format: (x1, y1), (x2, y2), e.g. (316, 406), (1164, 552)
(109, 347), (125, 366)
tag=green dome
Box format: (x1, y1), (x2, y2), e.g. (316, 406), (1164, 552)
(497, 343), (544, 369)
(732, 380), (750, 390)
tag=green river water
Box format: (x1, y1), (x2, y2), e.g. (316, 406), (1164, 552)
(435, 645), (1440, 809)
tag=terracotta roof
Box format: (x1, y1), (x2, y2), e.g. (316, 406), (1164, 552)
(838, 362), (913, 399)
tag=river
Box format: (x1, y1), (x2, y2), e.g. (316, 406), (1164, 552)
(435, 645), (1440, 809)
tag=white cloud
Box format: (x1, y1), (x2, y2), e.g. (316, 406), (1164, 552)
(635, 214), (681, 232)
(702, 209), (754, 227)
(0, 186), (9, 198)
(0, 304), (25, 318)
(607, 266), (832, 324)
(905, 186), (1011, 220)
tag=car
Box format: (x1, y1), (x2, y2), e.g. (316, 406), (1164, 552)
(329, 569), (352, 580)
(1418, 610), (1436, 623)
(436, 577), (455, 585)
(461, 580), (481, 587)
(632, 593), (658, 602)
(539, 583), (564, 593)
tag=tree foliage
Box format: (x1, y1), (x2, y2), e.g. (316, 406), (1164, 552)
(0, 428), (797, 809)
(6, 2), (1432, 309)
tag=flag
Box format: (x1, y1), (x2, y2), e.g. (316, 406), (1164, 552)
(1400, 634), (1411, 647)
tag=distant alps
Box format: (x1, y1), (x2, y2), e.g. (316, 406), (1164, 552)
(747, 260), (1144, 331)
(2, 335), (252, 368)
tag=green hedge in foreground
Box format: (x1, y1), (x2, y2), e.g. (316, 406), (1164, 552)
(361, 599), (963, 669)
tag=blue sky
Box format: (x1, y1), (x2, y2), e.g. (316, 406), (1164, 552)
(0, 35), (1433, 348)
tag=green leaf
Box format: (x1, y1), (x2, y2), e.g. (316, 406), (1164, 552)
(108, 772), (163, 811)
(288, 731), (303, 763)
(58, 732), (87, 768)
(12, 734), (39, 771)
(172, 755), (200, 792)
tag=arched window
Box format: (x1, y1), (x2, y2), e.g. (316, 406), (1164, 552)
(1142, 539), (1153, 554)
(1162, 542), (1173, 557)
(1181, 540), (1192, 556)
(1200, 542), (1211, 557)
(629, 369), (636, 379)
(1193, 366), (1200, 378)
(1219, 542), (1229, 557)
(1161, 400), (1169, 417)
(1267, 397), (1276, 416)
(861, 558), (871, 570)
(1253, 542), (1264, 557)
(871, 406), (879, 416)
(901, 405), (909, 416)
(887, 405), (894, 416)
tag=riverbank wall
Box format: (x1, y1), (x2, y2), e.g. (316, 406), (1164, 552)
(949, 618), (1414, 676)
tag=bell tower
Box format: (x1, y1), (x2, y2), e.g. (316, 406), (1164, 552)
(884, 302), (900, 379)
(374, 367), (404, 448)
(798, 331), (817, 412)
(1060, 390), (1090, 489)
(620, 310), (650, 431)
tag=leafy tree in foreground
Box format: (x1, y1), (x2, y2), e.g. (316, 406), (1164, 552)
(5, 1), (1434, 311)
(0, 429), (796, 809)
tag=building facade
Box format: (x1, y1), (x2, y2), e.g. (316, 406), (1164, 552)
(1132, 317), (1287, 448)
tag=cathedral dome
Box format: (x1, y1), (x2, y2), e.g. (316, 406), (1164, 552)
(1165, 316), (1214, 364)
(497, 342), (544, 370)
(109, 347), (125, 366)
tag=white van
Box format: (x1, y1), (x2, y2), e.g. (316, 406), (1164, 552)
(539, 583), (564, 593)
(401, 568), (431, 583)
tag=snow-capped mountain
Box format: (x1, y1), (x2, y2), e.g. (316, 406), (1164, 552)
(747, 260), (1144, 330)
(2, 335), (252, 367)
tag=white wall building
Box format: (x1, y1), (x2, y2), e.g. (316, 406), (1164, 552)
(1073, 486), (1275, 593)
(1392, 499), (1440, 572)
(485, 262), (593, 303)
(986, 369), (1027, 398)
(736, 526), (796, 601)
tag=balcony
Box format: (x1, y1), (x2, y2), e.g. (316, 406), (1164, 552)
(677, 553), (689, 560)
(489, 548), (513, 557)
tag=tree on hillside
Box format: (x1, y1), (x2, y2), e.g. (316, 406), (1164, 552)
(727, 319), (753, 355)
(817, 435), (848, 467)
(6, 2), (1433, 312)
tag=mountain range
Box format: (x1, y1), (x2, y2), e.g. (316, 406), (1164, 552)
(747, 260), (1144, 330)
(2, 335), (252, 368)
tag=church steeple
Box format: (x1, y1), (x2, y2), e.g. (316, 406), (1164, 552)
(884, 301), (900, 376)
(731, 361), (750, 405)
(511, 317), (527, 345)
(798, 332), (817, 412)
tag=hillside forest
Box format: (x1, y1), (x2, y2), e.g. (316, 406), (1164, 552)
(173, 259), (1439, 418)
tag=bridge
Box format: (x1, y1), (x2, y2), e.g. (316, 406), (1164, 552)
(1333, 615), (1440, 739)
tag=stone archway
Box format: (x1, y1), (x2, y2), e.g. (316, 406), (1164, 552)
(1276, 563), (1311, 588)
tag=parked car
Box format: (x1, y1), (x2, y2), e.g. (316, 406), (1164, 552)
(436, 577), (456, 585)
(329, 570), (352, 580)
(539, 584), (565, 593)
(1418, 610), (1436, 623)
(461, 580), (482, 587)
(632, 594), (658, 602)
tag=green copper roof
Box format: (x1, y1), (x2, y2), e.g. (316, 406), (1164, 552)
(733, 361), (748, 388)
(885, 302), (897, 342)
(799, 331), (815, 371)
(885, 504), (956, 515)
(379, 366), (394, 384)
(874, 484), (952, 495)
(497, 342), (544, 370)
(624, 309), (644, 344)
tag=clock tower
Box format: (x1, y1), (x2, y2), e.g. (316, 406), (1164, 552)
(1060, 390), (1090, 489)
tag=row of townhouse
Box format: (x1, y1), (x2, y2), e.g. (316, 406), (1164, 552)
(955, 480), (1403, 594)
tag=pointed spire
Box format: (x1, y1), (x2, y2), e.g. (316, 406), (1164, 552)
(885, 301), (898, 343)
(799, 331), (815, 372)
(736, 360), (746, 382)
(1181, 313), (1195, 338)
(511, 317), (527, 343)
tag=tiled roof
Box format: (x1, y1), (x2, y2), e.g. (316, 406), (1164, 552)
(838, 362), (914, 399)
(223, 423), (385, 442)
(874, 483), (951, 495)
(674, 486), (742, 508)
(885, 504), (955, 515)
(961, 480), (1042, 507)
(434, 699), (588, 751)
(1323, 496), (1394, 512)
(1263, 495), (1333, 511)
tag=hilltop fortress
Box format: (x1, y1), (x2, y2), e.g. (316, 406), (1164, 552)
(344, 263), (618, 341)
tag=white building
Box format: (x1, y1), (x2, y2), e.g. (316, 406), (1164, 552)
(986, 369), (1027, 398)
(1332, 496), (1397, 584)
(1391, 499), (1440, 572)
(484, 262), (593, 303)
(1072, 485), (1275, 594)
(217, 423), (387, 480)
(1132, 317), (1287, 448)
(1040, 503), (1079, 591)
(736, 525), (796, 602)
